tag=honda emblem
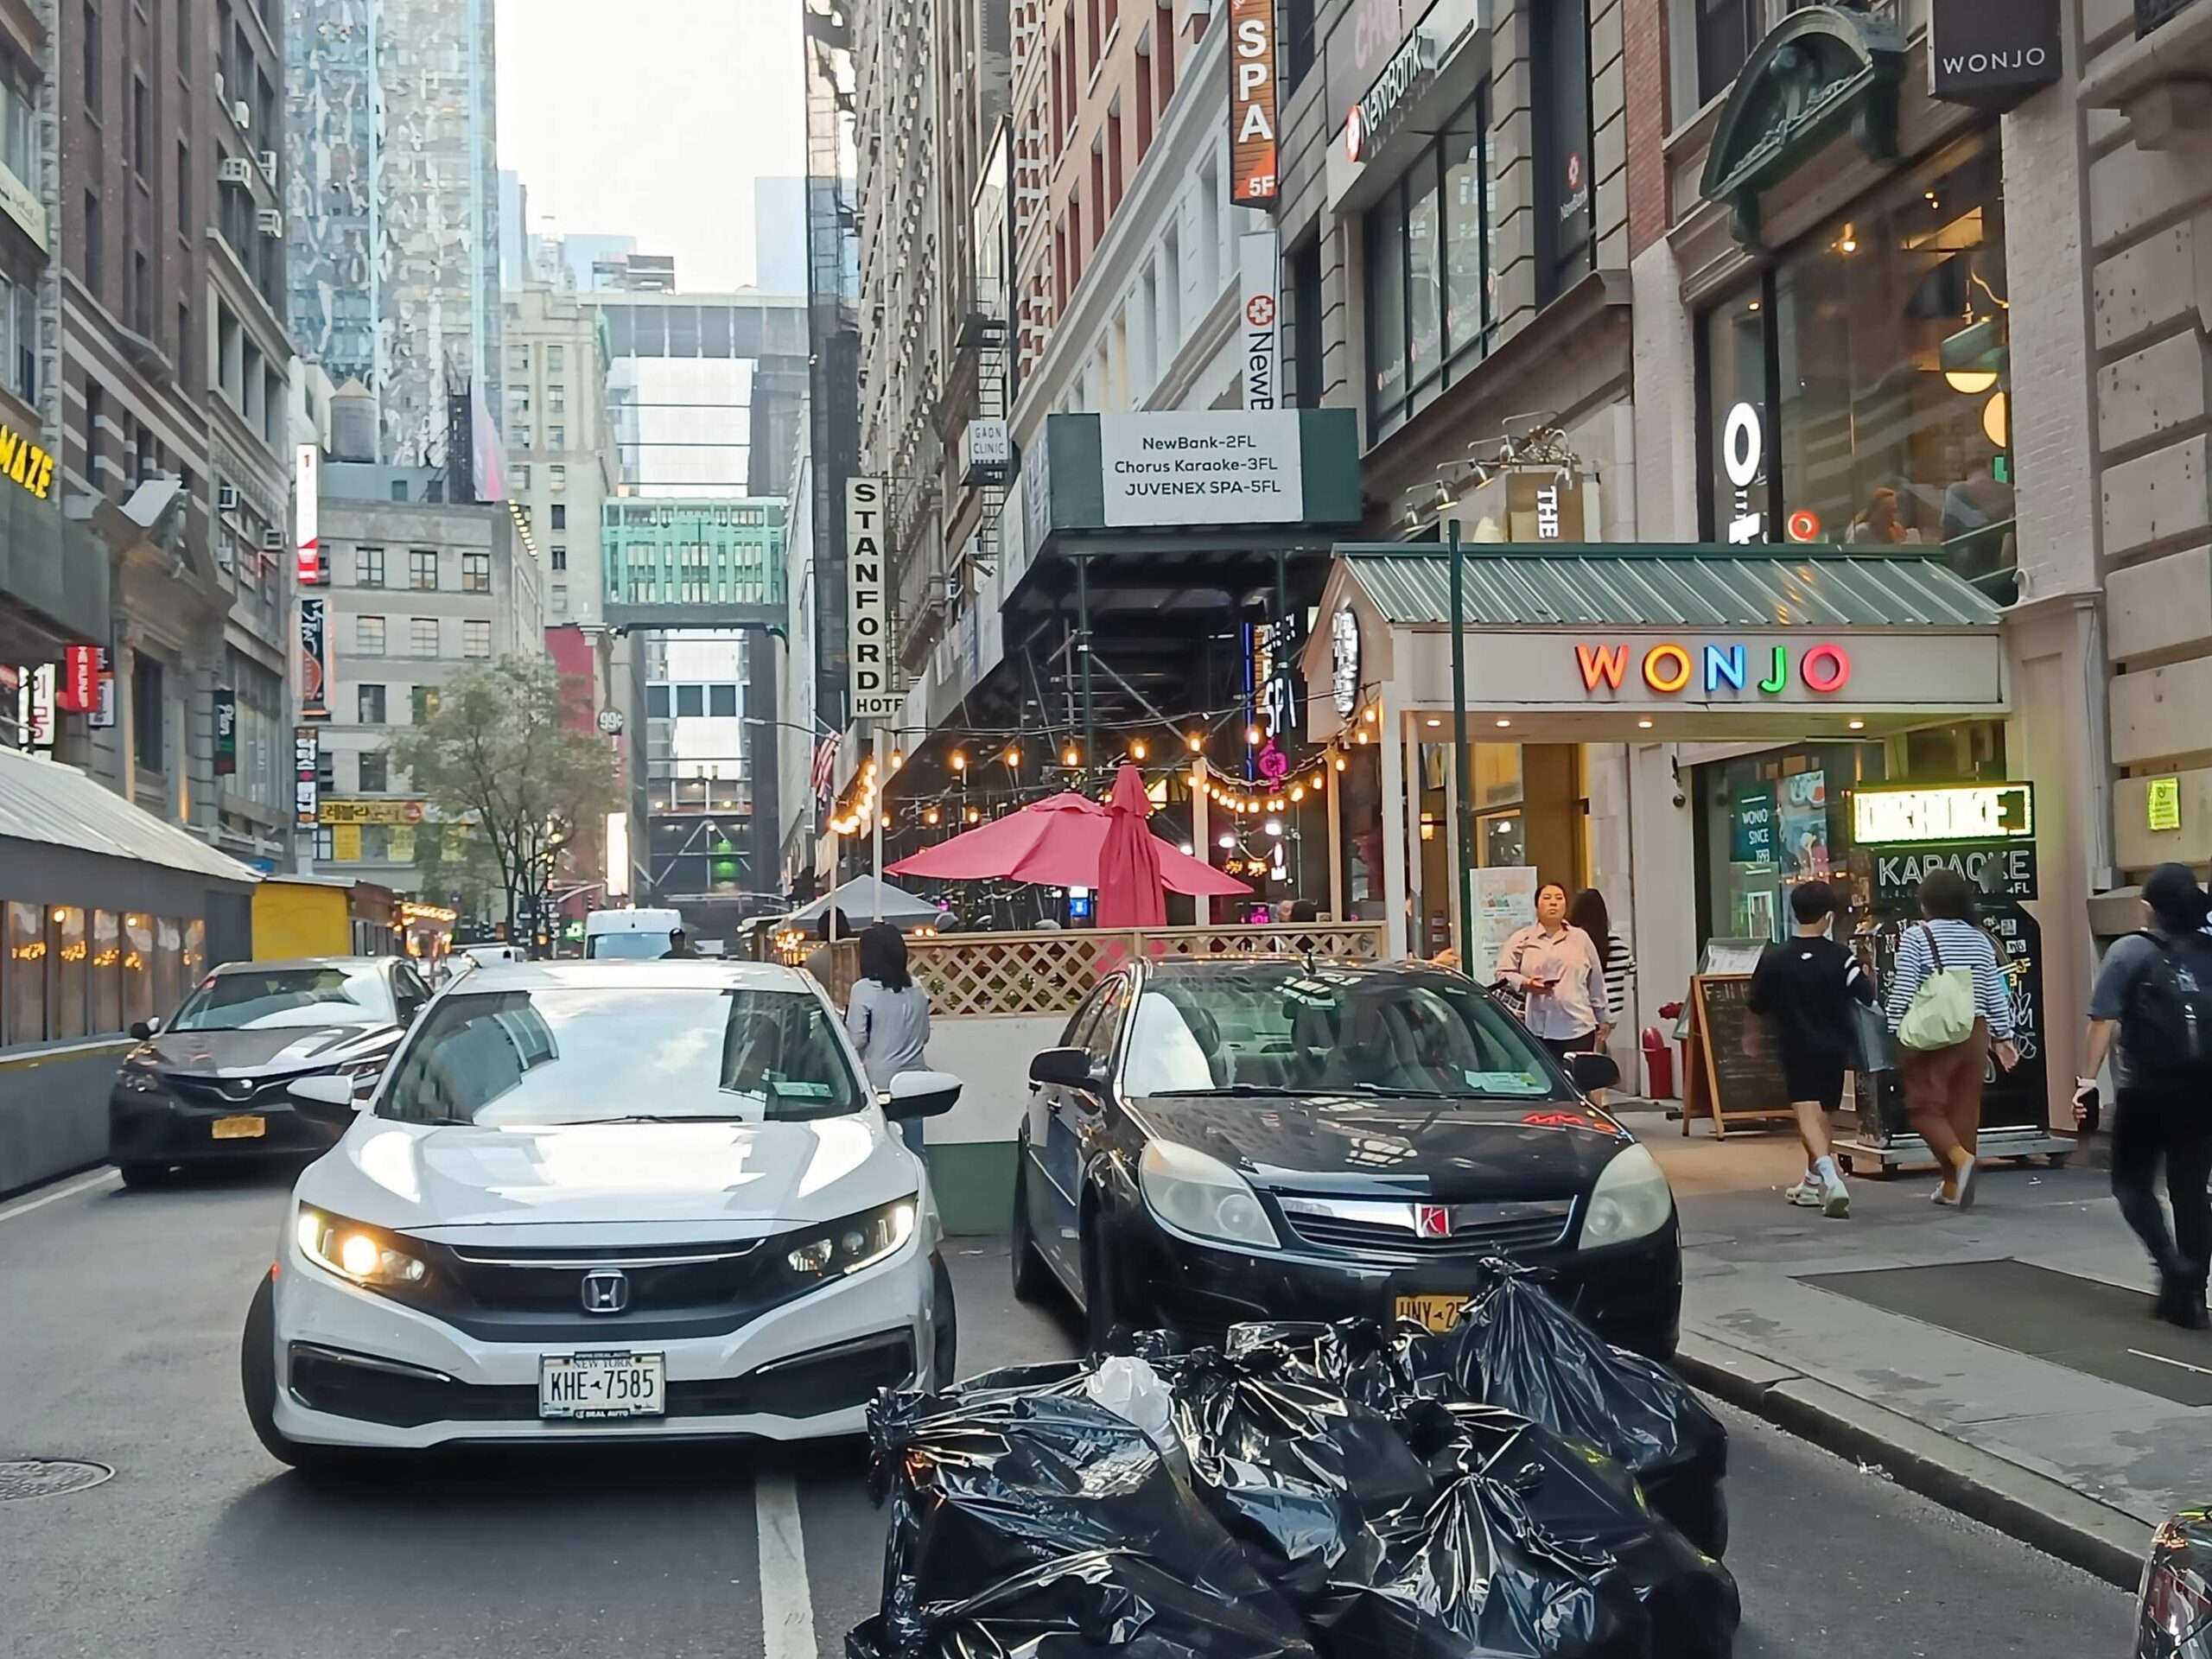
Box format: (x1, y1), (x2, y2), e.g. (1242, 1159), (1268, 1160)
(1414, 1204), (1452, 1239)
(580, 1269), (630, 1314)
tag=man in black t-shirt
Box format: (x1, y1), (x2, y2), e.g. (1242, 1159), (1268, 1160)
(1748, 880), (1878, 1219)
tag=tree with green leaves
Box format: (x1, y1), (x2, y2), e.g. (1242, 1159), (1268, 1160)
(382, 657), (619, 950)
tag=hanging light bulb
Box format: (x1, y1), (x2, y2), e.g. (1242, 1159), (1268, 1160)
(1062, 742), (1080, 766)
(1003, 745), (1021, 767)
(1333, 756), (1347, 772)
(925, 807), (941, 825)
(1364, 706), (1380, 724)
(1129, 738), (1148, 761)
(965, 805), (982, 823)
(1291, 785), (1306, 802)
(950, 751), (967, 772)
(889, 749), (904, 771)
(1246, 724), (1262, 746)
(1312, 772), (1325, 790)
(1186, 731), (1204, 753)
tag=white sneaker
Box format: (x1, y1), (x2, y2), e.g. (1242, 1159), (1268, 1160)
(1786, 1179), (1825, 1208)
(1954, 1155), (1980, 1210)
(1822, 1176), (1851, 1219)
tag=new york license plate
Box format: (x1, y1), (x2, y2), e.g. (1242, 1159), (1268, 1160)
(1395, 1294), (1470, 1335)
(539, 1351), (666, 1420)
(211, 1115), (265, 1140)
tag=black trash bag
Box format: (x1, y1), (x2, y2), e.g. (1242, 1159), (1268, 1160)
(1399, 1260), (1730, 1556)
(1222, 1320), (1435, 1415)
(1167, 1344), (1434, 1605)
(866, 1387), (1309, 1659)
(1422, 1402), (1738, 1659)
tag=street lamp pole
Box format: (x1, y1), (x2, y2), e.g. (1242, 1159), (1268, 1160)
(869, 721), (885, 920)
(1447, 517), (1474, 969)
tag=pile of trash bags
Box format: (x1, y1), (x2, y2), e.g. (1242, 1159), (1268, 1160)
(850, 1259), (1738, 1659)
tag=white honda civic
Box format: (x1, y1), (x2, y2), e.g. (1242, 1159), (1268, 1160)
(240, 959), (960, 1465)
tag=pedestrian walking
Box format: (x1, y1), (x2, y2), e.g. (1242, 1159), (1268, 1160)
(1498, 881), (1610, 1065)
(847, 922), (934, 1155)
(1883, 867), (2019, 1207)
(1568, 887), (1636, 1035)
(1746, 879), (1878, 1218)
(2077, 862), (2212, 1329)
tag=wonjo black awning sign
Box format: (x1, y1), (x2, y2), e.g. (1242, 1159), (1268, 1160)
(1929, 0), (2060, 111)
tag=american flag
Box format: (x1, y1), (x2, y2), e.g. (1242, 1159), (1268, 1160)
(809, 733), (841, 802)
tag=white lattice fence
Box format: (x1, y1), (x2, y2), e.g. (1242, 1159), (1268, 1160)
(906, 925), (1387, 1017)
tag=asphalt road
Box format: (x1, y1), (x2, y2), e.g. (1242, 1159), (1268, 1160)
(0, 1162), (2137, 1658)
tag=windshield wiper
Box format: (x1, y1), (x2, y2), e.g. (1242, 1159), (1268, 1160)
(1150, 1084), (1336, 1097)
(584, 1113), (756, 1124)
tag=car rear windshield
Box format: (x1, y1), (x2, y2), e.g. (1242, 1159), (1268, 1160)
(1125, 967), (1560, 1099)
(585, 931), (672, 960)
(376, 986), (866, 1126)
(168, 966), (394, 1032)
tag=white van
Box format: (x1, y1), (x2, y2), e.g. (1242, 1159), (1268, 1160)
(583, 906), (686, 960)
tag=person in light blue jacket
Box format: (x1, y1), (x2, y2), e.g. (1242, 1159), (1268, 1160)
(847, 923), (932, 1155)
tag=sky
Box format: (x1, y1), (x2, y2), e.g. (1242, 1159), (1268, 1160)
(494, 0), (807, 291)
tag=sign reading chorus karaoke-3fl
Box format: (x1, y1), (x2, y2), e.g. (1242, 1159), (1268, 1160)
(846, 477), (899, 721)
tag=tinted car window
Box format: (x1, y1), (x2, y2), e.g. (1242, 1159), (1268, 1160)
(1085, 980), (1130, 1065)
(1124, 967), (1559, 1099)
(378, 986), (865, 1126)
(587, 931), (672, 960)
(169, 966), (397, 1031)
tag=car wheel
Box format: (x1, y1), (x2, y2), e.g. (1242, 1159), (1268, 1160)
(117, 1161), (172, 1191)
(1009, 1146), (1053, 1305)
(239, 1272), (351, 1475)
(930, 1254), (958, 1390)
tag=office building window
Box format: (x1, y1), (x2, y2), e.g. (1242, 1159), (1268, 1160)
(549, 464), (566, 492)
(548, 426), (564, 450)
(550, 545), (567, 571)
(0, 271), (35, 403)
(547, 385), (565, 412)
(355, 545), (385, 587)
(514, 423), (531, 448)
(355, 616), (385, 655)
(357, 683), (385, 723)
(513, 463), (530, 490)
(357, 751), (387, 791)
(410, 618), (438, 657)
(676, 683), (704, 717)
(463, 620), (492, 658)
(550, 504), (567, 530)
(461, 551), (491, 593)
(709, 683), (738, 716)
(551, 583), (569, 616)
(509, 345), (528, 375)
(408, 548), (438, 589)
(410, 685), (440, 723)
(548, 345), (564, 371)
(315, 828), (334, 860)
(131, 655), (162, 770)
(82, 2), (101, 116)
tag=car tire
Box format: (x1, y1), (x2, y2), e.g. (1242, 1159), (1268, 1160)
(240, 1272), (351, 1476)
(117, 1161), (171, 1191)
(930, 1254), (958, 1390)
(1009, 1146), (1053, 1305)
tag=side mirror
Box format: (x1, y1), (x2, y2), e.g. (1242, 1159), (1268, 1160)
(1567, 1051), (1621, 1095)
(129, 1019), (157, 1039)
(289, 1072), (362, 1124)
(885, 1068), (963, 1121)
(1029, 1046), (1099, 1090)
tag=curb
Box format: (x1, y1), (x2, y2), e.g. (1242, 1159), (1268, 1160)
(1675, 1332), (2154, 1592)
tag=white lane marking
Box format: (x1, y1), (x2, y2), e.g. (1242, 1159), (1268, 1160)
(756, 1463), (818, 1659)
(0, 1167), (121, 1225)
(2128, 1348), (2212, 1379)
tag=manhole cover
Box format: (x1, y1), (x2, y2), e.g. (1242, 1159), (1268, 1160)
(0, 1459), (114, 1501)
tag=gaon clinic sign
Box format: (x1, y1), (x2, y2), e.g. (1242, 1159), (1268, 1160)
(846, 477), (899, 721)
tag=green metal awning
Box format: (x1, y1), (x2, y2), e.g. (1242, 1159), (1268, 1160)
(1334, 544), (2005, 631)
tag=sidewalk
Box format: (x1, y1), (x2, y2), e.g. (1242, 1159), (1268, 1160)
(1645, 1122), (2206, 1586)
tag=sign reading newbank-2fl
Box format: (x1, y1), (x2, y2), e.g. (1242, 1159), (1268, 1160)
(1035, 409), (1362, 539)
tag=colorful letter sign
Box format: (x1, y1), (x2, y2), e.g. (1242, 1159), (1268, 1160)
(1229, 0), (1279, 204)
(1573, 640), (1853, 697)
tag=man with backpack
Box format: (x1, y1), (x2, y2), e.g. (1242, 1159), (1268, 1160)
(1747, 879), (1878, 1218)
(2079, 861), (2212, 1329)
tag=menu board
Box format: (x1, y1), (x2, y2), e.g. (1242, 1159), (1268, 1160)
(1682, 973), (1799, 1138)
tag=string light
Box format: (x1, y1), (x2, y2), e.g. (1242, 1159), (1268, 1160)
(1062, 743), (1080, 766)
(965, 805), (982, 823)
(1333, 757), (1347, 771)
(1246, 725), (1262, 745)
(1186, 731), (1205, 753)
(889, 749), (904, 771)
(925, 807), (940, 825)
(1003, 746), (1021, 767)
(1290, 785), (1305, 802)
(1363, 706), (1379, 724)
(1129, 738), (1148, 761)
(950, 751), (967, 772)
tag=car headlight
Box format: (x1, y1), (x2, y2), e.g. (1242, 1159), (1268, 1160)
(1580, 1143), (1675, 1250)
(1139, 1141), (1280, 1250)
(782, 1198), (918, 1284)
(295, 1205), (429, 1290)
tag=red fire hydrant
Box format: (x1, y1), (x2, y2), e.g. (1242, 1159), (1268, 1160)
(1643, 1019), (1676, 1100)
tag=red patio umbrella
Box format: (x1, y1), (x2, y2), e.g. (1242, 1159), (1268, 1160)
(1096, 763), (1167, 928)
(887, 784), (1248, 899)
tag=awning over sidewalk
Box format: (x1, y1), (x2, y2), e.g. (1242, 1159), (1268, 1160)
(1300, 544), (2009, 744)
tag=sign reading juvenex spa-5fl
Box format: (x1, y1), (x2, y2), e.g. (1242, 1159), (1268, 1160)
(1096, 411), (1305, 528)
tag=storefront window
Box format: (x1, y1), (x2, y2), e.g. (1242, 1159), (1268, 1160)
(1698, 137), (2016, 600)
(48, 905), (86, 1040)
(4, 899), (42, 1046)
(91, 911), (121, 1034)
(1364, 90), (1494, 439)
(129, 914), (157, 1027)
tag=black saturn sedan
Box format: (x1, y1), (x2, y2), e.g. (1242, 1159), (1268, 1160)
(1013, 957), (1681, 1359)
(108, 957), (430, 1186)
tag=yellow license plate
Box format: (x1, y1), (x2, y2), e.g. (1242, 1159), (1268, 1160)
(1395, 1294), (1469, 1334)
(211, 1115), (266, 1140)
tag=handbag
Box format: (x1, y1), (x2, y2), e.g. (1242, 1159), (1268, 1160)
(1897, 926), (1978, 1052)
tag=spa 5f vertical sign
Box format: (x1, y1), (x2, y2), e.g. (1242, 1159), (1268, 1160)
(846, 477), (899, 721)
(1230, 0), (1279, 205)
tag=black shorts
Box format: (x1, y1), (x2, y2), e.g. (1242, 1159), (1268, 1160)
(1780, 1053), (1847, 1111)
(1541, 1033), (1599, 1062)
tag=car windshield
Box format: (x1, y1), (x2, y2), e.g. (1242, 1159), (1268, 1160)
(376, 985), (866, 1127)
(586, 932), (674, 960)
(1123, 966), (1561, 1100)
(168, 966), (394, 1032)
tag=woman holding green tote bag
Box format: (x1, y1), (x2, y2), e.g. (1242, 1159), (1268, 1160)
(1883, 867), (2020, 1207)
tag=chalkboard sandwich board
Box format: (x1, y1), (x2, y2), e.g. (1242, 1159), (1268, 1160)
(1682, 973), (1802, 1138)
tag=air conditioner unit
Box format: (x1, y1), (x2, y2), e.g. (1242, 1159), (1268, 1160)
(213, 72), (226, 103)
(257, 207), (284, 238)
(216, 156), (253, 186)
(217, 484), (239, 511)
(232, 100), (251, 130)
(260, 526), (284, 551)
(257, 149), (277, 183)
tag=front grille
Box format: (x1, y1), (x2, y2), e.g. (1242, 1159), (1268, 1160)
(1282, 1204), (1573, 1260)
(436, 1240), (767, 1316)
(163, 1075), (277, 1109)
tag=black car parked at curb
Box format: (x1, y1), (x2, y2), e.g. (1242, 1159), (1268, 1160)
(108, 957), (430, 1186)
(1011, 957), (1682, 1359)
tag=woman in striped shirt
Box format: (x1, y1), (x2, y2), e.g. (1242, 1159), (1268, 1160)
(1883, 868), (2020, 1207)
(1570, 888), (1635, 1103)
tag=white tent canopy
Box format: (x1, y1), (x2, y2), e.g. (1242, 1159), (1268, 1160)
(785, 875), (942, 929)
